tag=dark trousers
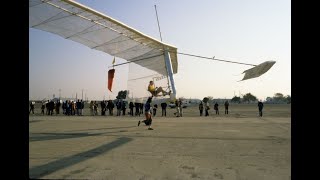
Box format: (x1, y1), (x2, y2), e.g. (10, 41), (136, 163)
(200, 110), (203, 116)
(135, 108), (140, 116)
(101, 109), (105, 115)
(225, 108), (228, 114)
(162, 108), (166, 116)
(130, 108), (134, 116)
(143, 118), (152, 126)
(49, 109), (53, 115)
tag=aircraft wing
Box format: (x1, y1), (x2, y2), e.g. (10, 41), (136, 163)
(29, 0), (178, 75)
(241, 61), (276, 81)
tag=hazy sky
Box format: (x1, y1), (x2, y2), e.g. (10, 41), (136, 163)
(29, 0), (290, 100)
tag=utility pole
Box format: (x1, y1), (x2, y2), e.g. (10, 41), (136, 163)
(59, 89), (61, 99)
(82, 89), (84, 100)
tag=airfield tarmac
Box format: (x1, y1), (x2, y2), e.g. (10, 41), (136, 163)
(29, 104), (291, 179)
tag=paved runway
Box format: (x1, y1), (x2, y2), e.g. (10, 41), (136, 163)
(29, 109), (290, 179)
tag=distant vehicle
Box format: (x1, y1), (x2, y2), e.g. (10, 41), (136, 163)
(168, 100), (190, 108)
(182, 101), (190, 108)
(168, 103), (176, 108)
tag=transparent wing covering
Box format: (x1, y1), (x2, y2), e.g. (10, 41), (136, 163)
(29, 0), (178, 75)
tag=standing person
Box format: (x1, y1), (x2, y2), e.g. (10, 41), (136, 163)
(161, 102), (167, 117)
(41, 102), (45, 115)
(121, 101), (126, 116)
(77, 100), (82, 115)
(258, 100), (264, 117)
(135, 102), (140, 116)
(214, 102), (219, 115)
(129, 101), (134, 116)
(80, 99), (84, 116)
(140, 103), (144, 115)
(199, 101), (204, 116)
(71, 101), (76, 115)
(205, 101), (210, 116)
(224, 100), (229, 114)
(56, 100), (61, 115)
(62, 101), (66, 115)
(138, 97), (154, 130)
(100, 100), (106, 116)
(153, 104), (158, 116)
(107, 100), (114, 116)
(175, 99), (180, 117)
(29, 101), (35, 114)
(66, 100), (71, 116)
(116, 100), (122, 116)
(45, 100), (49, 115)
(94, 101), (98, 115)
(49, 100), (54, 115)
(69, 101), (73, 115)
(178, 99), (183, 117)
(89, 101), (94, 116)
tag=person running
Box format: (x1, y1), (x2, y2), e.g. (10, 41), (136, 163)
(138, 97), (154, 130)
(147, 81), (170, 97)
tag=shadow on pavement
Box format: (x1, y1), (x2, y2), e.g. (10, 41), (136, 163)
(29, 137), (133, 178)
(29, 132), (104, 142)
